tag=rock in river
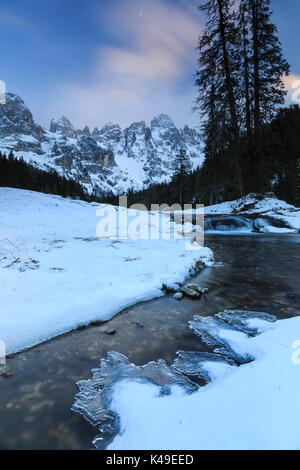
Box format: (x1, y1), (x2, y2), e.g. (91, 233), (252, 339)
(186, 284), (205, 295)
(180, 287), (202, 299)
(174, 292), (184, 300)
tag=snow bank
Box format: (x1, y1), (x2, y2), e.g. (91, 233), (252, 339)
(0, 188), (213, 354)
(205, 193), (300, 231)
(73, 310), (300, 450)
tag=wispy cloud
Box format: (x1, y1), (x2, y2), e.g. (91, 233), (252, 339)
(103, 0), (200, 81)
(48, 0), (202, 130)
(0, 8), (27, 28)
(282, 73), (300, 104)
(282, 73), (300, 90)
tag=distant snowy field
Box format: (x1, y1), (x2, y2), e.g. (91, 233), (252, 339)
(0, 188), (212, 355)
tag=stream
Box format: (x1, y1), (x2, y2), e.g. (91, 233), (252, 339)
(0, 233), (299, 449)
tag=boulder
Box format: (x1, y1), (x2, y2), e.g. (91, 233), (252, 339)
(180, 287), (201, 299)
(186, 284), (205, 295)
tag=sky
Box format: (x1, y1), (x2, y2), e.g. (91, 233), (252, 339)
(0, 0), (299, 131)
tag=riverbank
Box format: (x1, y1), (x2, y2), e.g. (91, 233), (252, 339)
(0, 188), (212, 355)
(0, 233), (299, 449)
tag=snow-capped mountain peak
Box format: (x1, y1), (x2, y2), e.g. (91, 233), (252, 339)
(50, 116), (76, 138)
(0, 92), (204, 196)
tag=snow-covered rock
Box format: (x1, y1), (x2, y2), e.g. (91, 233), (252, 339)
(0, 92), (204, 196)
(205, 193), (300, 232)
(0, 92), (45, 154)
(50, 116), (77, 138)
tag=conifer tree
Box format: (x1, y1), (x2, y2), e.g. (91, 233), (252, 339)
(196, 0), (290, 198)
(196, 0), (244, 196)
(173, 148), (192, 206)
(238, 0), (290, 190)
(239, 0), (290, 133)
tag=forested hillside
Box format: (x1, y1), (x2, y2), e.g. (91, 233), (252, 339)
(0, 151), (88, 200)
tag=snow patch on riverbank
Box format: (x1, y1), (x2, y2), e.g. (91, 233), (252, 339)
(205, 193), (300, 231)
(0, 188), (213, 355)
(103, 313), (300, 450)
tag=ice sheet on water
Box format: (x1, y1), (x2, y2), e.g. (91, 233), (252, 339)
(188, 315), (251, 363)
(188, 310), (276, 364)
(72, 351), (198, 448)
(172, 351), (236, 382)
(215, 309), (276, 335)
(72, 310), (278, 448)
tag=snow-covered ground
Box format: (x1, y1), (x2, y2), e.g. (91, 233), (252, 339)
(205, 193), (300, 232)
(74, 311), (300, 450)
(0, 188), (213, 355)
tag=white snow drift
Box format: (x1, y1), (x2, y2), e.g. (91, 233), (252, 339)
(0, 188), (212, 355)
(106, 314), (300, 450)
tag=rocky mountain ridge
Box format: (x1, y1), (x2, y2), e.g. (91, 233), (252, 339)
(0, 92), (204, 196)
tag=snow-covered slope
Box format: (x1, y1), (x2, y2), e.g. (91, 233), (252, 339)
(0, 188), (212, 355)
(205, 193), (300, 232)
(0, 93), (204, 196)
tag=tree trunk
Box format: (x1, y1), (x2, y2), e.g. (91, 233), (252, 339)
(179, 161), (183, 207)
(241, 5), (254, 193)
(241, 7), (252, 144)
(251, 0), (260, 138)
(217, 0), (244, 196)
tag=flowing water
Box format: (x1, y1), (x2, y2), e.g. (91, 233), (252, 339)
(0, 233), (299, 449)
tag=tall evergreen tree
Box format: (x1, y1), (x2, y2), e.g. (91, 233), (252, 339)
(196, 0), (290, 199)
(196, 0), (244, 196)
(239, 1), (252, 142)
(172, 148), (192, 206)
(238, 0), (290, 191)
(239, 0), (290, 132)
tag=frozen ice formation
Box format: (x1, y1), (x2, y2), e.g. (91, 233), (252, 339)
(72, 351), (198, 448)
(72, 310), (277, 448)
(172, 351), (236, 382)
(215, 309), (276, 335)
(189, 310), (276, 363)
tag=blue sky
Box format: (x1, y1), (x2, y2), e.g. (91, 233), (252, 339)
(0, 0), (299, 130)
